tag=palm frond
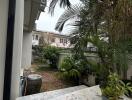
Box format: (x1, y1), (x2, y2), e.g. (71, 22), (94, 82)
(60, 0), (71, 7)
(55, 4), (82, 32)
(49, 0), (71, 15)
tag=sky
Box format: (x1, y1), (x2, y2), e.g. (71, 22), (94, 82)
(36, 0), (80, 35)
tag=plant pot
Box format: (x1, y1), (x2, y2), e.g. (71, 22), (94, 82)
(25, 74), (42, 95)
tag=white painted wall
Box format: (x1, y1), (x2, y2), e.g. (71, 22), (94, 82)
(32, 34), (40, 45)
(32, 32), (71, 48)
(10, 0), (24, 100)
(0, 0), (9, 99)
(22, 32), (32, 69)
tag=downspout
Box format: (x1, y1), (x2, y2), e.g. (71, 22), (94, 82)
(3, 0), (16, 100)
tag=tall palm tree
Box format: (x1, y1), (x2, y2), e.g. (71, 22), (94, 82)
(55, 0), (132, 79)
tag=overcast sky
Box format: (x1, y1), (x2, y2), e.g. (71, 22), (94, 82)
(36, 0), (80, 35)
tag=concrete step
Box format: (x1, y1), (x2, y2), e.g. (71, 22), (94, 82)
(17, 85), (87, 100)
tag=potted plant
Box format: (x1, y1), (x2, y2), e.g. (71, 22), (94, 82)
(101, 73), (132, 100)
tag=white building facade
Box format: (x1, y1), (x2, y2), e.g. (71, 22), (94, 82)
(32, 31), (71, 48)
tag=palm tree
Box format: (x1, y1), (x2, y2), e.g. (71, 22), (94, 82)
(55, 0), (132, 79)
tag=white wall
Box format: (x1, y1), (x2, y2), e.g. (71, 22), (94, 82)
(10, 0), (24, 100)
(32, 34), (40, 46)
(22, 32), (32, 69)
(32, 39), (39, 45)
(0, 0), (9, 99)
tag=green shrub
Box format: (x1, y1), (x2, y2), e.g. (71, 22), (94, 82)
(43, 46), (60, 68)
(58, 56), (80, 79)
(32, 46), (45, 63)
(101, 73), (132, 100)
(58, 55), (91, 83)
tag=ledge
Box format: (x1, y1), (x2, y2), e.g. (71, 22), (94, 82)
(16, 85), (131, 100)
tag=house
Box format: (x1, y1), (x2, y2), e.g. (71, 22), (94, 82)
(0, 0), (46, 100)
(32, 31), (71, 48)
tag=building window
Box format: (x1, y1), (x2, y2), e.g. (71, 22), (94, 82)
(60, 38), (63, 43)
(33, 35), (35, 40)
(64, 39), (68, 44)
(51, 38), (55, 42)
(36, 35), (38, 40)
